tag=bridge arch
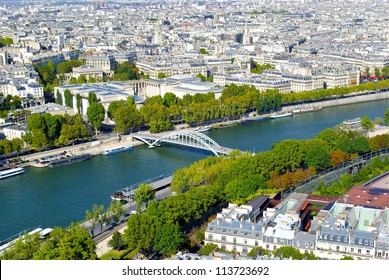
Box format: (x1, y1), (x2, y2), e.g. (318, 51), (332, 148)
(133, 130), (227, 156)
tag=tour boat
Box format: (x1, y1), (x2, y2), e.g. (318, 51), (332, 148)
(195, 126), (211, 132)
(292, 106), (322, 114)
(0, 167), (24, 180)
(269, 111), (293, 119)
(103, 145), (133, 155)
(342, 118), (361, 125)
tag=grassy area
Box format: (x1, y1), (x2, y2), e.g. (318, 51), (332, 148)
(199, 243), (218, 256)
(100, 248), (136, 260)
(122, 248), (139, 260)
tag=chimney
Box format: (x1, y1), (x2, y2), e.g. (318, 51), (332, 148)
(240, 221), (243, 229)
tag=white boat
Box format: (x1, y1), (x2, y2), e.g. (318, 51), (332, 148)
(292, 106), (322, 114)
(195, 125), (211, 132)
(103, 145), (133, 155)
(270, 111), (293, 119)
(342, 118), (361, 125)
(0, 167), (24, 180)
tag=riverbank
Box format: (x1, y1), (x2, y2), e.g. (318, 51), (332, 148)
(281, 89), (389, 112)
(5, 88), (389, 167)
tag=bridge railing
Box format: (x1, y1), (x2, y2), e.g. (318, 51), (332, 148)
(281, 147), (389, 198)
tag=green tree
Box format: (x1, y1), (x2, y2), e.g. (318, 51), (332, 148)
(113, 105), (142, 134)
(64, 89), (73, 107)
(33, 224), (97, 260)
(305, 144), (331, 170)
(76, 94), (82, 114)
(360, 116), (375, 131)
(27, 113), (46, 131)
(199, 48), (209, 55)
(384, 108), (389, 125)
(107, 100), (122, 119)
(124, 214), (160, 251)
(11, 138), (24, 157)
(153, 223), (184, 255)
(0, 139), (12, 157)
(88, 92), (98, 104)
(77, 75), (87, 84)
(133, 183), (155, 213)
(157, 72), (167, 79)
(108, 232), (126, 251)
(86, 102), (105, 135)
(163, 92), (178, 107)
(56, 91), (62, 105)
(85, 204), (104, 237)
(30, 129), (49, 151)
(382, 67), (389, 78)
(340, 256), (354, 260)
(374, 68), (380, 78)
(0, 232), (43, 260)
(109, 201), (123, 225)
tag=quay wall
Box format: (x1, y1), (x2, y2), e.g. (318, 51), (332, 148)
(281, 91), (389, 111)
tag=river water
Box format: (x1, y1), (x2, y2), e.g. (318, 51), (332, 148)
(1, 100), (389, 239)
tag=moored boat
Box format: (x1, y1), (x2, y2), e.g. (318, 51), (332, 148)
(195, 125), (211, 132)
(342, 117), (361, 125)
(241, 116), (268, 124)
(292, 106), (322, 114)
(0, 167), (24, 180)
(103, 145), (133, 155)
(270, 111), (293, 119)
(48, 154), (92, 168)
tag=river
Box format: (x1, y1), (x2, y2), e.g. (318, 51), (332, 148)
(1, 100), (389, 240)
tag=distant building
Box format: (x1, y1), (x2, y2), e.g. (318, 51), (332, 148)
(86, 55), (116, 72)
(54, 82), (143, 116)
(3, 124), (28, 140)
(135, 60), (207, 78)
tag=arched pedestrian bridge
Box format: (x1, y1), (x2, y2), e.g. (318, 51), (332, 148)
(133, 130), (233, 156)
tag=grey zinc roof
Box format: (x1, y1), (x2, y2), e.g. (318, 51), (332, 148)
(320, 226), (349, 236)
(351, 230), (376, 240)
(294, 232), (316, 248)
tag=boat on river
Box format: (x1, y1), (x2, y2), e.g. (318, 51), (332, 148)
(292, 106), (322, 114)
(269, 111), (293, 119)
(48, 154), (92, 168)
(103, 145), (133, 155)
(0, 167), (24, 180)
(342, 117), (361, 125)
(195, 126), (211, 132)
(241, 116), (268, 124)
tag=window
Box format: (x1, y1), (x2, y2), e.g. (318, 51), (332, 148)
(233, 238), (236, 245)
(369, 241), (373, 246)
(221, 236), (226, 242)
(337, 236), (341, 242)
(366, 250), (370, 255)
(244, 240), (248, 245)
(358, 249), (361, 254)
(255, 241), (259, 246)
(208, 234), (213, 241)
